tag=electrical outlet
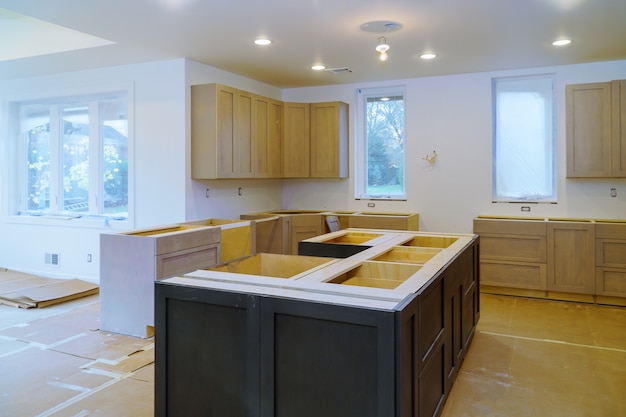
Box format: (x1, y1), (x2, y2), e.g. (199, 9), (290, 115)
(367, 202), (375, 207)
(611, 188), (617, 198)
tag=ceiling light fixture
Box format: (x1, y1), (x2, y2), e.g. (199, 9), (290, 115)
(254, 39), (272, 46)
(552, 39), (572, 46)
(420, 53), (437, 60)
(376, 36), (390, 62)
(311, 65), (326, 71)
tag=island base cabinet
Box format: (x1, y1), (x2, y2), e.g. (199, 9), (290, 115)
(155, 277), (475, 416)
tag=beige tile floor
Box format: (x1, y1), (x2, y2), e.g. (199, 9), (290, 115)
(1, 292), (625, 416)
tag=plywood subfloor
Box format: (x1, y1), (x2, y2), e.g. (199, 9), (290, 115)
(0, 294), (153, 416)
(441, 293), (626, 417)
(1, 291), (624, 416)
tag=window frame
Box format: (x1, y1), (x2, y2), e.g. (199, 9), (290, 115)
(355, 85), (407, 201)
(3, 84), (134, 229)
(492, 74), (557, 203)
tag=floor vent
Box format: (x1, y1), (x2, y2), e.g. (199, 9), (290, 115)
(45, 252), (60, 267)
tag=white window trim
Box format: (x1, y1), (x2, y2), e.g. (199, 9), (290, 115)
(355, 85), (407, 201)
(491, 74), (557, 203)
(2, 83), (135, 230)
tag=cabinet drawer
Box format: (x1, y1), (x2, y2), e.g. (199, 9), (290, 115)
(595, 222), (626, 239)
(596, 267), (626, 297)
(596, 239), (626, 268)
(480, 235), (546, 263)
(480, 261), (546, 290)
(473, 218), (546, 236)
(156, 244), (219, 279)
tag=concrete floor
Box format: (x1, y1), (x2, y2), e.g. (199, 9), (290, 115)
(1, 293), (625, 416)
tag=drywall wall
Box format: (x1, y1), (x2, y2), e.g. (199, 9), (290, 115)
(282, 60), (626, 233)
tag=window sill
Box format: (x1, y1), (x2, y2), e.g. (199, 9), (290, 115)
(6, 213), (131, 230)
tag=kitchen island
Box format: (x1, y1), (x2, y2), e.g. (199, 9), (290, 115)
(155, 229), (479, 417)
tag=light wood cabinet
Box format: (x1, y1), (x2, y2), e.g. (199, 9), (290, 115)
(283, 214), (324, 255)
(191, 84), (254, 179)
(473, 218), (547, 291)
(283, 102), (310, 178)
(310, 101), (349, 178)
(547, 221), (596, 294)
(566, 80), (626, 177)
(596, 222), (626, 300)
(254, 95), (283, 178)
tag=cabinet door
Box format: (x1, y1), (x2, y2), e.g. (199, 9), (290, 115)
(284, 214), (323, 254)
(566, 82), (612, 177)
(310, 101), (348, 178)
(191, 84), (253, 179)
(283, 102), (310, 177)
(612, 80), (626, 176)
(254, 95), (283, 178)
(547, 221), (595, 294)
(232, 89), (254, 178)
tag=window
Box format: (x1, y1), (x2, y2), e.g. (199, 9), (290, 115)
(356, 86), (406, 199)
(12, 91), (130, 221)
(492, 75), (555, 202)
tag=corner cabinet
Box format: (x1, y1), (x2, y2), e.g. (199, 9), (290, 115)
(566, 80), (626, 177)
(191, 84), (254, 179)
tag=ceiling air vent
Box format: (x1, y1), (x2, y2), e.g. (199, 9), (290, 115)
(325, 67), (352, 75)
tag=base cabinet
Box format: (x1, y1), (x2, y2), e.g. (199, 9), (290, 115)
(155, 238), (479, 417)
(547, 221), (595, 294)
(596, 222), (626, 300)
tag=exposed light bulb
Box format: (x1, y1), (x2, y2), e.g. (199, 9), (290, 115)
(552, 39), (572, 46)
(379, 51), (388, 61)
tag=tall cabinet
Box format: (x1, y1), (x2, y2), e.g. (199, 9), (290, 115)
(566, 79), (626, 177)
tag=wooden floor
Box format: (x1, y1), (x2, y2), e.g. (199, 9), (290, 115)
(1, 292), (625, 416)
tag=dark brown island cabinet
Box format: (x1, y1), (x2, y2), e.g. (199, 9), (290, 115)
(155, 229), (480, 417)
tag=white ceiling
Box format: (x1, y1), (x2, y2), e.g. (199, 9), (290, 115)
(1, 0), (625, 88)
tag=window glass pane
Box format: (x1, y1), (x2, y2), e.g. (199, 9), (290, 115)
(61, 105), (90, 213)
(24, 108), (51, 210)
(101, 100), (128, 215)
(364, 93), (405, 198)
(493, 75), (555, 201)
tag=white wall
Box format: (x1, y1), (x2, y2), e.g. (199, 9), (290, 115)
(0, 59), (189, 280)
(2, 57), (625, 281)
(282, 60), (626, 233)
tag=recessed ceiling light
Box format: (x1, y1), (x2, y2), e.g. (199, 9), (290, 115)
(552, 39), (572, 46)
(420, 53), (437, 60)
(311, 65), (326, 71)
(254, 39), (272, 46)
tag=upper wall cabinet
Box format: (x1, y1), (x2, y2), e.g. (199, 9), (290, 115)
(192, 83), (349, 180)
(566, 80), (626, 177)
(310, 101), (349, 179)
(191, 84), (254, 179)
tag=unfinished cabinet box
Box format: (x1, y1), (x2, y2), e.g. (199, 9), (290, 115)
(346, 211), (419, 231)
(155, 229), (479, 417)
(100, 224), (220, 338)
